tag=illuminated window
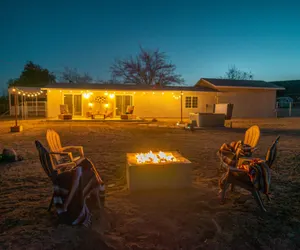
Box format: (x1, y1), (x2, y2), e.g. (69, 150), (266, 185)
(185, 97), (191, 108)
(192, 97), (198, 108)
(185, 96), (198, 108)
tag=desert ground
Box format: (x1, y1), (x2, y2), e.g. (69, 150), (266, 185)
(0, 118), (300, 250)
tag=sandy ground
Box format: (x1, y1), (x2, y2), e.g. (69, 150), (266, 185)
(0, 118), (300, 250)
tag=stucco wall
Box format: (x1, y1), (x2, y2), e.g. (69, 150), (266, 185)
(217, 89), (277, 118)
(45, 87), (276, 119)
(133, 91), (216, 118)
(45, 88), (217, 118)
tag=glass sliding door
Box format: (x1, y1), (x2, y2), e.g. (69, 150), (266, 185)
(115, 95), (133, 116)
(73, 95), (82, 116)
(63, 94), (82, 116)
(64, 94), (73, 114)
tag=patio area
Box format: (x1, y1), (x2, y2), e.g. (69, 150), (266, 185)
(45, 116), (145, 122)
(0, 119), (300, 249)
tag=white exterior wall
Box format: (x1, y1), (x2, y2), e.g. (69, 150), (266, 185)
(217, 89), (277, 118)
(45, 87), (277, 119)
(45, 88), (217, 118)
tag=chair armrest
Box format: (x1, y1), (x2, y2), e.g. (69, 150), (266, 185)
(251, 147), (258, 152)
(56, 162), (77, 173)
(228, 167), (248, 173)
(62, 146), (84, 157)
(50, 151), (74, 162)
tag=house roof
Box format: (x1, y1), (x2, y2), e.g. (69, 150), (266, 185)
(197, 78), (285, 90)
(42, 83), (218, 92)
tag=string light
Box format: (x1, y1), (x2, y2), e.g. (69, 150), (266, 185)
(10, 87), (45, 97)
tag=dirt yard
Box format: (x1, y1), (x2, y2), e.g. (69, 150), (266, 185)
(0, 118), (300, 250)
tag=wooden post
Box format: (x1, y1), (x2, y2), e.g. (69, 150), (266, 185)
(14, 92), (17, 126)
(180, 91), (183, 123)
(8, 92), (11, 116)
(36, 96), (38, 116)
(10, 89), (23, 132)
(289, 102), (292, 117)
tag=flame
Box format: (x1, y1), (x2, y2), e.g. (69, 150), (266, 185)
(135, 151), (177, 164)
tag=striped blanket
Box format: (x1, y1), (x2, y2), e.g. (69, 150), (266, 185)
(218, 141), (271, 198)
(238, 159), (271, 197)
(52, 159), (105, 226)
(218, 140), (253, 167)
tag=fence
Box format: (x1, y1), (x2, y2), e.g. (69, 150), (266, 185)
(275, 102), (300, 118)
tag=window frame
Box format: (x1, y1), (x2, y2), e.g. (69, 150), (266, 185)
(185, 96), (198, 108)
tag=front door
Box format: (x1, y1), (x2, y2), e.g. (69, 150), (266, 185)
(115, 95), (133, 116)
(63, 94), (82, 116)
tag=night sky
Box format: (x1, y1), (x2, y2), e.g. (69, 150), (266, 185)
(1, 0), (300, 91)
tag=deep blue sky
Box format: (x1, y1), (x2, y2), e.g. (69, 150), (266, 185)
(1, 0), (300, 92)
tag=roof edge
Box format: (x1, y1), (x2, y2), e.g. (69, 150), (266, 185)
(215, 85), (285, 90)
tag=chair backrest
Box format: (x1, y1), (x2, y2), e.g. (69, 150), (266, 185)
(126, 106), (134, 114)
(35, 140), (56, 182)
(46, 129), (63, 152)
(244, 125), (260, 148)
(265, 136), (280, 168)
(60, 104), (69, 114)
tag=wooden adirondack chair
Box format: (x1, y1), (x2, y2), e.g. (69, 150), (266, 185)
(218, 125), (261, 172)
(219, 136), (280, 212)
(35, 140), (77, 211)
(46, 129), (84, 163)
(244, 125), (260, 148)
(36, 141), (104, 214)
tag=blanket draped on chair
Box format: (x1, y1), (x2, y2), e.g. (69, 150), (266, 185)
(238, 159), (271, 197)
(218, 140), (253, 167)
(53, 158), (104, 226)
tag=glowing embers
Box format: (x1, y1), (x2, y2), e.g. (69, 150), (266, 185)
(135, 151), (177, 164)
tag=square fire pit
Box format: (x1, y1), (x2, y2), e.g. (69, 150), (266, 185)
(126, 151), (193, 191)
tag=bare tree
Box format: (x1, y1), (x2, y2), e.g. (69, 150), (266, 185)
(61, 67), (93, 83)
(222, 65), (253, 80)
(111, 47), (184, 85)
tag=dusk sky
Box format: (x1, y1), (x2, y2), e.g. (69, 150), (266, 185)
(1, 0), (300, 91)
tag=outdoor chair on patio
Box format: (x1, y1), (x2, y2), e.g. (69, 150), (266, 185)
(58, 104), (73, 120)
(219, 136), (280, 212)
(46, 129), (84, 163)
(35, 141), (105, 224)
(218, 125), (261, 172)
(121, 106), (136, 120)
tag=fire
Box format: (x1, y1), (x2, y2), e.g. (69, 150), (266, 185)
(135, 151), (177, 164)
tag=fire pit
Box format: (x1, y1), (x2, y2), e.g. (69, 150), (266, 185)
(126, 151), (192, 191)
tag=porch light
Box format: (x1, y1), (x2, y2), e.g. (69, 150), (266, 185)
(162, 92), (164, 95)
(104, 103), (109, 108)
(18, 91), (21, 94)
(12, 88), (16, 92)
(104, 92), (108, 96)
(23, 93), (25, 96)
(88, 102), (94, 107)
(83, 93), (90, 99)
(109, 94), (115, 99)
